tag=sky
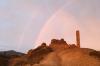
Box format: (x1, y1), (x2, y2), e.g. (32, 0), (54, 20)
(0, 0), (100, 52)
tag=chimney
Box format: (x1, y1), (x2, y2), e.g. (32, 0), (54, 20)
(76, 30), (80, 48)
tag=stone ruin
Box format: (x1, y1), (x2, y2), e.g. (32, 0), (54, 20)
(28, 30), (80, 53)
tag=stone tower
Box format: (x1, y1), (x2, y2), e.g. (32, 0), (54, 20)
(76, 30), (80, 48)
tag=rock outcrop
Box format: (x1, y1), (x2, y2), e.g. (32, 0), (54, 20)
(0, 39), (99, 66)
(7, 39), (100, 66)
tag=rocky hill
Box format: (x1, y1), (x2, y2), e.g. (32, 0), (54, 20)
(0, 39), (100, 66)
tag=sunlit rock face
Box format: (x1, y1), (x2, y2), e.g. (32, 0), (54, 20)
(49, 39), (77, 52)
(49, 39), (69, 52)
(8, 39), (100, 66)
(39, 48), (100, 66)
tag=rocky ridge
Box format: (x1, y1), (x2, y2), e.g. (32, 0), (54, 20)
(6, 39), (100, 66)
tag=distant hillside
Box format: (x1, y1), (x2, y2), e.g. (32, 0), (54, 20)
(0, 50), (25, 57)
(0, 50), (25, 66)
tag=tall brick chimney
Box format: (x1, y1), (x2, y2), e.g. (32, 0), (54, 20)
(76, 30), (80, 48)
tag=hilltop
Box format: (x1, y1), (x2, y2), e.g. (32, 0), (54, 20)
(7, 39), (100, 66)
